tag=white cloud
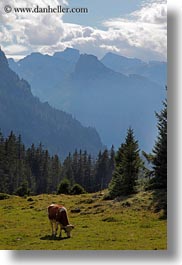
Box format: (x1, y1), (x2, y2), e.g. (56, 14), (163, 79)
(4, 44), (28, 54)
(0, 0), (167, 61)
(102, 0), (167, 60)
(0, 26), (13, 42)
(133, 0), (167, 24)
(0, 0), (67, 49)
(99, 44), (120, 53)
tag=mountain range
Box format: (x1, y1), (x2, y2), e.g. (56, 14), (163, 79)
(0, 49), (103, 159)
(8, 48), (167, 152)
(101, 52), (166, 86)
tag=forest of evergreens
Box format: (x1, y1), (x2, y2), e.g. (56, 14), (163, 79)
(0, 130), (114, 195)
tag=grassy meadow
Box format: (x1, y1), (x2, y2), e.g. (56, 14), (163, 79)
(0, 191), (167, 250)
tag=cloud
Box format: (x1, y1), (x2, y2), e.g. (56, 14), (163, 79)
(102, 0), (167, 60)
(0, 0), (67, 50)
(133, 0), (167, 24)
(3, 44), (28, 54)
(24, 15), (65, 45)
(0, 0), (167, 61)
(99, 44), (120, 53)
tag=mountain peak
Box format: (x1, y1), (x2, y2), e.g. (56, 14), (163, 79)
(0, 48), (8, 67)
(74, 54), (111, 79)
(102, 52), (142, 65)
(54, 48), (80, 63)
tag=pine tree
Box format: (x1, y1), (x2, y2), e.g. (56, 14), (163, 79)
(0, 131), (8, 193)
(25, 144), (36, 194)
(5, 132), (18, 193)
(43, 149), (51, 193)
(62, 152), (74, 185)
(108, 145), (115, 184)
(108, 143), (125, 198)
(15, 135), (27, 193)
(77, 150), (84, 186)
(109, 128), (142, 197)
(50, 154), (62, 192)
(84, 154), (94, 192)
(152, 99), (167, 189)
(72, 149), (78, 183)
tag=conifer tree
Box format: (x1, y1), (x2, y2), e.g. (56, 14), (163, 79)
(5, 132), (18, 193)
(108, 145), (115, 183)
(84, 154), (94, 192)
(77, 149), (84, 186)
(109, 128), (142, 197)
(152, 99), (167, 189)
(0, 131), (8, 193)
(62, 152), (74, 185)
(95, 149), (109, 190)
(50, 154), (62, 192)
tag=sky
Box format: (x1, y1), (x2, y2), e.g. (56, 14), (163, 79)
(0, 0), (167, 61)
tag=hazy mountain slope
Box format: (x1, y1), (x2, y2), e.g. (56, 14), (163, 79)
(0, 49), (103, 159)
(101, 52), (167, 86)
(8, 48), (79, 102)
(64, 54), (165, 151)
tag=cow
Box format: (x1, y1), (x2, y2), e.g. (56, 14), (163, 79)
(48, 204), (74, 238)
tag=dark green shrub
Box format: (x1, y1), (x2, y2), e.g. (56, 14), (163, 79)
(0, 193), (10, 200)
(15, 182), (29, 197)
(57, 178), (71, 194)
(70, 183), (86, 195)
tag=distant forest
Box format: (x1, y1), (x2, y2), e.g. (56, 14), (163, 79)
(0, 130), (115, 195)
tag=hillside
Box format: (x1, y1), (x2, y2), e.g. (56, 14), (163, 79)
(9, 49), (166, 152)
(0, 49), (103, 159)
(0, 191), (167, 250)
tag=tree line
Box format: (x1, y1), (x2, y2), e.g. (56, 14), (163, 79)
(0, 131), (114, 195)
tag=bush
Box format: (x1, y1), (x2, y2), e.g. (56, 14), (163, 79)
(0, 193), (10, 200)
(70, 184), (86, 195)
(57, 178), (71, 194)
(15, 182), (29, 197)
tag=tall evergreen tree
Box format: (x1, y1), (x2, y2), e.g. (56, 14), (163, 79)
(77, 150), (84, 186)
(152, 99), (167, 189)
(109, 128), (142, 197)
(5, 132), (18, 193)
(50, 154), (62, 192)
(108, 145), (115, 183)
(62, 152), (74, 185)
(93, 148), (115, 192)
(84, 154), (94, 192)
(0, 131), (8, 193)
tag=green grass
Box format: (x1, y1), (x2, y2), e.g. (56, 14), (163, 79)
(0, 191), (167, 250)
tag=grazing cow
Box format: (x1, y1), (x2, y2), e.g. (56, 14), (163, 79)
(48, 204), (74, 238)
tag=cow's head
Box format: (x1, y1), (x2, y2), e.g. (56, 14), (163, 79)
(64, 224), (74, 238)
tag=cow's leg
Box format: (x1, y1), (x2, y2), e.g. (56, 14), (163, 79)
(50, 220), (54, 236)
(55, 222), (59, 237)
(59, 225), (63, 238)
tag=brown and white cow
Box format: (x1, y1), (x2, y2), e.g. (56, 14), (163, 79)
(48, 204), (74, 238)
